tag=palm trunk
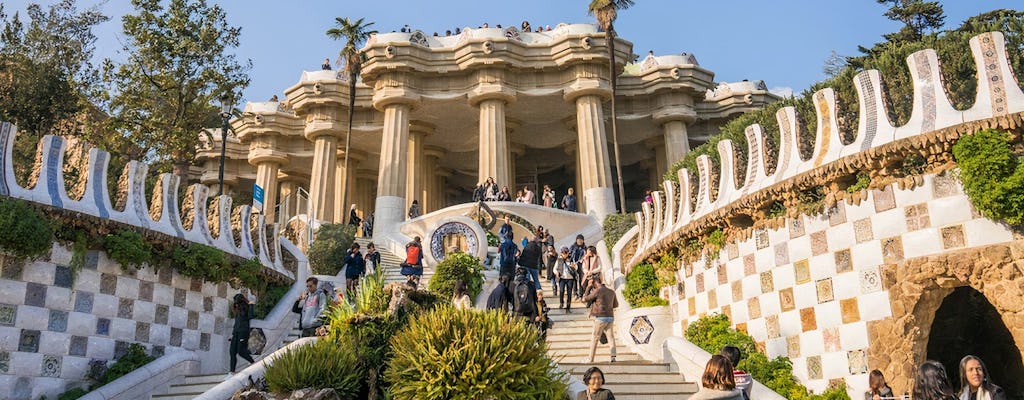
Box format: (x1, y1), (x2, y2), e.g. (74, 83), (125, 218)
(342, 71), (356, 221)
(608, 29), (626, 213)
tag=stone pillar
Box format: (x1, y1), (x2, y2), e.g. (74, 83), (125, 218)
(405, 123), (431, 214)
(356, 171), (377, 219)
(252, 158), (284, 222)
(566, 90), (615, 218)
(304, 108), (343, 223)
(509, 142), (525, 196)
(424, 146), (446, 213)
(644, 136), (667, 189)
(436, 168), (452, 210)
(278, 178), (299, 224)
(333, 150), (364, 224)
(374, 101), (414, 234)
(662, 120), (690, 166)
(653, 105), (696, 167)
(470, 75), (516, 189)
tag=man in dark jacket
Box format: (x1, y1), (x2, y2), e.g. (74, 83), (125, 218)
(511, 267), (539, 324)
(561, 187), (577, 212)
(498, 233), (519, 280)
(518, 235), (545, 288)
(485, 274), (513, 312)
(582, 275), (617, 363)
(568, 234), (587, 299)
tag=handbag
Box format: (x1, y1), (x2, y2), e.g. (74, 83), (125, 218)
(599, 332), (608, 344)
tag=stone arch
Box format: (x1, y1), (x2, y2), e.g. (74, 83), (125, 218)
(866, 241), (1024, 394)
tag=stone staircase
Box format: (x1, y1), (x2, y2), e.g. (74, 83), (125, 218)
(539, 280), (697, 399)
(151, 373), (226, 400)
(354, 237), (433, 289)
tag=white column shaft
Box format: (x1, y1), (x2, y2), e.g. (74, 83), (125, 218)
(478, 99), (510, 187)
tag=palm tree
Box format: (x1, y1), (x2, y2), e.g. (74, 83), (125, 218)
(588, 0), (633, 214)
(326, 17), (376, 223)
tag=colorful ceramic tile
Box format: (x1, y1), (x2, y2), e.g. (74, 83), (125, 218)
(765, 315), (781, 339)
(786, 335), (801, 358)
(0, 351), (8, 373)
(941, 225), (966, 249)
(807, 356), (823, 379)
(859, 269), (883, 294)
(747, 297), (761, 320)
(848, 349), (868, 374)
(779, 288), (796, 311)
(854, 218), (874, 243)
(696, 273), (705, 293)
(834, 249), (853, 273)
(732, 281), (743, 303)
(932, 172), (958, 198)
(775, 243), (789, 266)
(881, 236), (904, 263)
(25, 282), (46, 307)
(789, 217), (805, 238)
(139, 281), (154, 302)
(794, 259), (811, 284)
(829, 202), (847, 226)
(708, 289), (718, 310)
(0, 304), (15, 326)
(630, 315), (655, 344)
(688, 297), (696, 315)
(755, 229), (769, 249)
(816, 278), (835, 303)
(872, 186), (896, 212)
(904, 203), (931, 231)
(735, 322), (747, 334)
(760, 271), (774, 294)
(717, 263), (728, 285)
(41, 355), (61, 378)
(840, 298), (861, 324)
(727, 243), (739, 260)
(100, 273), (117, 295)
(823, 327), (841, 352)
(744, 254), (756, 276)
(19, 329), (40, 352)
(800, 307), (817, 332)
(721, 305), (732, 321)
(811, 231), (828, 256)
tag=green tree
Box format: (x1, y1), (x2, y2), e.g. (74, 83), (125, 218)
(588, 0), (634, 214)
(105, 0), (250, 180)
(326, 17), (376, 216)
(877, 0), (945, 42)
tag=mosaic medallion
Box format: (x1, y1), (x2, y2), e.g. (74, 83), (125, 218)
(630, 315), (655, 345)
(41, 355), (61, 377)
(429, 221), (480, 262)
(0, 304), (15, 326)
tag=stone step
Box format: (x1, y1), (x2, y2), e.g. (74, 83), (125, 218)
(601, 382), (698, 394)
(559, 362), (674, 374)
(548, 352), (643, 364)
(568, 372), (685, 383)
(152, 374), (225, 400)
(182, 374), (226, 385)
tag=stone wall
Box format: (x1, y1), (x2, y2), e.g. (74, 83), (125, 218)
(0, 244), (240, 399)
(665, 174), (1015, 394)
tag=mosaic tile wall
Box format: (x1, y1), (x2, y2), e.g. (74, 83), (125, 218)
(0, 245), (239, 400)
(670, 173), (1014, 394)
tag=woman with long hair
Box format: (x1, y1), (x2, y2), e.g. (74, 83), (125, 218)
(689, 355), (744, 400)
(914, 360), (959, 400)
(958, 355), (1006, 400)
(228, 292), (256, 377)
(452, 279), (472, 310)
(866, 369), (894, 400)
(576, 366), (614, 400)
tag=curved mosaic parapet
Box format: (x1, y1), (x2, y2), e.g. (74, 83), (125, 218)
(629, 31), (1024, 262)
(0, 123), (292, 279)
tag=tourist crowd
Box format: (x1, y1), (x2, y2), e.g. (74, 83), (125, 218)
(473, 178), (579, 212)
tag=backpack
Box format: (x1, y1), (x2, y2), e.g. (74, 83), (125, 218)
(405, 245), (421, 266)
(513, 280), (536, 316)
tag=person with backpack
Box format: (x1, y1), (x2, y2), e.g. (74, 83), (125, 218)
(486, 274), (513, 312)
(344, 242), (365, 293)
(721, 345), (752, 400)
(512, 267), (539, 325)
(568, 234), (587, 299)
(228, 292), (256, 377)
(292, 277), (328, 337)
(554, 246), (577, 313)
(401, 236), (424, 289)
(583, 274), (617, 363)
(518, 235), (545, 288)
(498, 232), (519, 280)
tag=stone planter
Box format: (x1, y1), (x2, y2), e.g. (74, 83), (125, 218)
(619, 304), (673, 362)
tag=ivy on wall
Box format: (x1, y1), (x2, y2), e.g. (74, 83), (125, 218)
(952, 128), (1024, 226)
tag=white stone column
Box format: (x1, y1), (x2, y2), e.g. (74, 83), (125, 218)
(423, 146), (446, 213)
(374, 102), (413, 234)
(253, 160), (282, 222)
(476, 98), (511, 188)
(307, 132), (338, 223)
(334, 150), (364, 224)
(405, 124), (431, 214)
(278, 179), (299, 224)
(662, 120), (690, 166)
(568, 92), (615, 218)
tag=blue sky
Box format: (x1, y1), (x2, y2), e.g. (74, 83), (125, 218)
(5, 0), (1020, 103)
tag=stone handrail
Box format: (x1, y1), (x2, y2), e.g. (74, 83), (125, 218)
(663, 336), (786, 400)
(78, 349), (200, 400)
(628, 31), (1024, 265)
(194, 337), (318, 400)
(0, 122), (293, 279)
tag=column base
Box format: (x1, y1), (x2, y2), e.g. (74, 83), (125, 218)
(374, 195), (407, 234)
(584, 187), (616, 220)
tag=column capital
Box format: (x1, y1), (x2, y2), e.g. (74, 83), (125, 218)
(304, 121), (345, 141)
(372, 90), (420, 111)
(248, 149), (290, 167)
(336, 149), (368, 164)
(424, 145), (447, 159)
(652, 105), (698, 125)
(468, 86), (516, 108)
(563, 143), (577, 156)
(563, 79), (611, 103)
(409, 121), (436, 137)
(509, 143), (526, 157)
(643, 136), (665, 150)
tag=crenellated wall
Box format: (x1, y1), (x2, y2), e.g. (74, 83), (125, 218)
(0, 122), (295, 280)
(616, 31), (1024, 395)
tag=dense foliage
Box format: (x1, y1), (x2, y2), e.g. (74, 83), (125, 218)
(603, 213), (637, 248)
(623, 263), (668, 308)
(952, 129), (1024, 226)
(102, 229), (152, 269)
(308, 224), (356, 276)
(254, 283), (290, 320)
(427, 252), (484, 302)
(0, 198), (53, 260)
(96, 343), (156, 386)
(686, 314), (849, 400)
(385, 307), (568, 400)
(171, 243), (230, 282)
(264, 339), (361, 396)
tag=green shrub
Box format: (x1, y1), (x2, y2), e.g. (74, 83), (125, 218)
(623, 263), (668, 308)
(486, 230), (499, 247)
(427, 252), (484, 302)
(953, 129), (1024, 226)
(707, 228), (725, 254)
(254, 283), (290, 320)
(385, 307), (567, 400)
(235, 257), (263, 291)
(685, 314), (850, 400)
(102, 229), (152, 269)
(264, 339), (361, 396)
(0, 198), (53, 260)
(308, 224), (356, 275)
(603, 213), (637, 248)
(97, 343), (155, 386)
(653, 253), (678, 287)
(845, 173), (871, 193)
(767, 201), (787, 219)
(57, 387), (88, 400)
(171, 244), (229, 282)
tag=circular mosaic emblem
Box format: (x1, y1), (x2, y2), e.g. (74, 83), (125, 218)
(429, 221), (480, 262)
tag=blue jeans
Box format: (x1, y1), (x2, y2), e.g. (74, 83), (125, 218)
(527, 268), (541, 290)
